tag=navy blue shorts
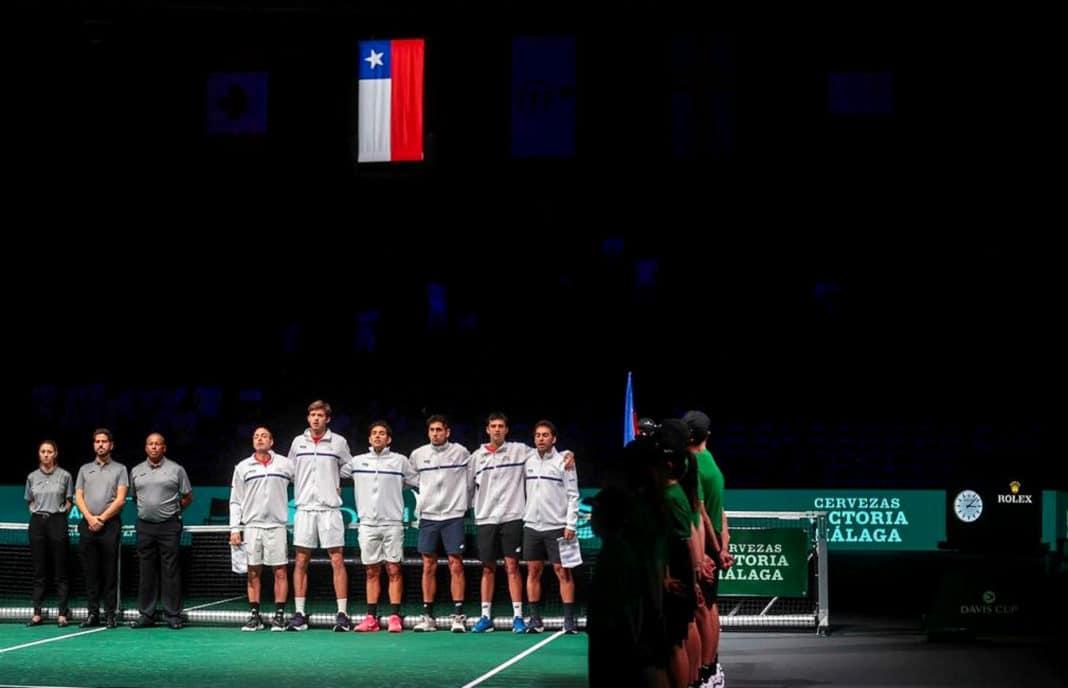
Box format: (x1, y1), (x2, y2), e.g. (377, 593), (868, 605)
(418, 517), (466, 556)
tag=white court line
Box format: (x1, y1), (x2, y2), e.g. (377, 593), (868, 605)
(460, 630), (565, 688)
(185, 595), (245, 611)
(0, 684), (91, 688)
(0, 627), (109, 655)
(0, 685), (91, 688)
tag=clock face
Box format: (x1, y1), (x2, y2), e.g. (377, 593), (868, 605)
(954, 489), (983, 523)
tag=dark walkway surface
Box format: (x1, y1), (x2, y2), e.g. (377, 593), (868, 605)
(719, 613), (1066, 687)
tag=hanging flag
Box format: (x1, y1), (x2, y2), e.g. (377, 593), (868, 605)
(358, 38), (425, 162)
(828, 71), (893, 114)
(205, 72), (268, 135)
(511, 36), (576, 158)
(623, 371), (638, 446)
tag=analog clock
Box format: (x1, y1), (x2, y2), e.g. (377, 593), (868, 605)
(953, 489), (983, 523)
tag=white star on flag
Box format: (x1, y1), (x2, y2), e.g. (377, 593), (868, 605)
(365, 49), (384, 69)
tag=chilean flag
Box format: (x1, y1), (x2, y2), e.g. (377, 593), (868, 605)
(358, 39), (425, 162)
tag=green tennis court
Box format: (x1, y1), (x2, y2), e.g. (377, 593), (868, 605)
(0, 623), (588, 687)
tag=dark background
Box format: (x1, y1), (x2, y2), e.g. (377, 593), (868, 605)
(8, 2), (1055, 491)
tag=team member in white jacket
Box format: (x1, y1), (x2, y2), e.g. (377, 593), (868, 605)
(409, 415), (474, 633)
(470, 412), (574, 634)
(229, 427), (295, 632)
(522, 420), (580, 634)
(344, 420), (418, 633)
(286, 400), (353, 632)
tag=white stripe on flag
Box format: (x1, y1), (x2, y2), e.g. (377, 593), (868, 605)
(359, 78), (391, 162)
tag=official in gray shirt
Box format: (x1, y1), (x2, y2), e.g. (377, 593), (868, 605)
(24, 439), (74, 627)
(74, 428), (128, 628)
(128, 433), (193, 630)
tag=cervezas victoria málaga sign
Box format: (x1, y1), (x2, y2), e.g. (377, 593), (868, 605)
(814, 495), (909, 544)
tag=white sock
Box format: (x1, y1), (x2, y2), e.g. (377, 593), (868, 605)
(337, 598), (347, 615)
(512, 602), (523, 618)
(481, 602), (491, 619)
(295, 597), (306, 614)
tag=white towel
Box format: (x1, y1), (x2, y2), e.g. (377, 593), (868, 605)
(557, 537), (582, 568)
(231, 543), (248, 575)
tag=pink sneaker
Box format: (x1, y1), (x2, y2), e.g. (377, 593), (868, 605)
(354, 613), (380, 632)
(387, 614), (403, 632)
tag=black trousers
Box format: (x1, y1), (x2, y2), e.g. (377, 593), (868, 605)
(29, 513), (70, 616)
(136, 517), (182, 621)
(78, 518), (121, 615)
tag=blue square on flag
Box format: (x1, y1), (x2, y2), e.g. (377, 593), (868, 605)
(205, 71), (268, 135)
(511, 36), (577, 158)
(359, 41), (392, 80)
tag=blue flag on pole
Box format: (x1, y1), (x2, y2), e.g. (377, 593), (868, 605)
(205, 71), (268, 135)
(623, 371), (637, 446)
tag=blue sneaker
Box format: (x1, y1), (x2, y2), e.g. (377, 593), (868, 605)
(512, 616), (528, 633)
(472, 615), (494, 633)
(285, 611), (308, 631)
(563, 616), (578, 634)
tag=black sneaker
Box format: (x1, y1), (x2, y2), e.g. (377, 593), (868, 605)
(527, 616), (545, 633)
(128, 616), (155, 629)
(563, 616), (577, 634)
(270, 611), (286, 632)
(80, 613), (100, 628)
(104, 612), (117, 629)
(333, 611), (352, 632)
(241, 612), (263, 631)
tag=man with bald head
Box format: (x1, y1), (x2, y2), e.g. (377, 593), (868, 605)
(230, 426), (294, 631)
(128, 433), (193, 629)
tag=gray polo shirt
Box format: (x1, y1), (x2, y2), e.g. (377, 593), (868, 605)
(129, 457), (192, 522)
(75, 459), (129, 515)
(25, 467), (74, 514)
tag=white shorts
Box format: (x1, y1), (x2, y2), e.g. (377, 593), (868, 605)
(293, 509), (345, 550)
(245, 526), (288, 567)
(358, 524), (404, 565)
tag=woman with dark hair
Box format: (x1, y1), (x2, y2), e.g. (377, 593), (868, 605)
(24, 439), (73, 627)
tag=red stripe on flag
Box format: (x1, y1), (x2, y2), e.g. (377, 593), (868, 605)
(390, 39), (424, 161)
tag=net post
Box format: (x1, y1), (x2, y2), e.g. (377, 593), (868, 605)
(815, 511), (830, 635)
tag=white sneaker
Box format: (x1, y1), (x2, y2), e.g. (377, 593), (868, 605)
(413, 614), (437, 632)
(450, 613), (467, 633)
(712, 663), (725, 688)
